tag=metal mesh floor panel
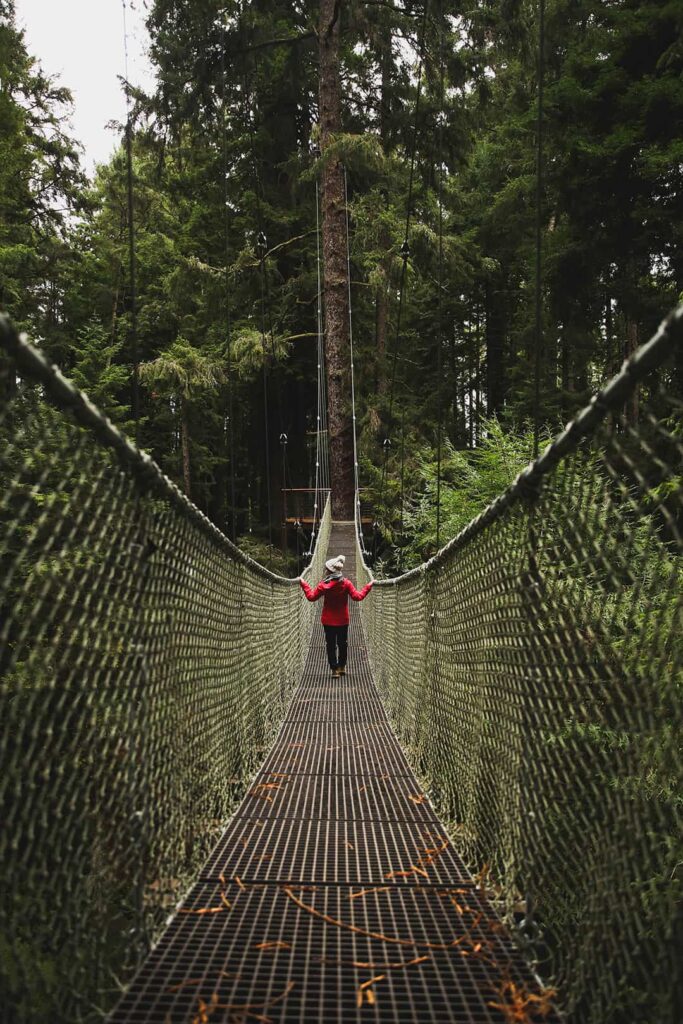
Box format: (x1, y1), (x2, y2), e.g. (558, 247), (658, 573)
(237, 772), (441, 824)
(261, 722), (414, 777)
(109, 524), (556, 1022)
(200, 818), (472, 885)
(285, 697), (388, 724)
(109, 882), (558, 1023)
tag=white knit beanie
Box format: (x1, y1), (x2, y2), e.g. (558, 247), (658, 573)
(325, 555), (346, 574)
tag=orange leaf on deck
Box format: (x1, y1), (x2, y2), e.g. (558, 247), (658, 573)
(488, 979), (557, 1023)
(360, 975), (386, 990)
(167, 978), (202, 993)
(179, 905), (225, 916)
(348, 886), (390, 900)
(332, 955), (430, 970)
(255, 941), (292, 950)
(282, 887), (470, 951)
(384, 864), (428, 880)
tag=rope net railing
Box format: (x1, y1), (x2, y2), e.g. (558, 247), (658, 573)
(357, 306), (683, 1024)
(0, 314), (331, 1023)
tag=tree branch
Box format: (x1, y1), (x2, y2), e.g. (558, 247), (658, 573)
(240, 31), (316, 55)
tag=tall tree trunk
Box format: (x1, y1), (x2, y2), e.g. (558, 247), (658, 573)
(605, 292), (614, 375)
(485, 278), (505, 416)
(376, 268), (387, 395)
(319, 0), (354, 519)
(624, 318), (639, 425)
(180, 395), (191, 499)
(560, 325), (571, 420)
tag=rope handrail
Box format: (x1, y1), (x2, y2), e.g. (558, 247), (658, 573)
(0, 315), (331, 1021)
(0, 314), (312, 585)
(355, 305), (683, 1021)
(361, 302), (683, 584)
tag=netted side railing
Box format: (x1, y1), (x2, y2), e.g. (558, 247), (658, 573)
(357, 307), (683, 1024)
(0, 315), (331, 1024)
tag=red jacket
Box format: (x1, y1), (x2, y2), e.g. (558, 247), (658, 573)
(300, 576), (373, 626)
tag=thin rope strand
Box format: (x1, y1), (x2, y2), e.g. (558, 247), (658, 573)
(436, 0), (445, 549)
(344, 167), (362, 547)
(533, 0), (545, 458)
(221, 12), (237, 540)
(121, 0), (139, 439)
(378, 0), (429, 536)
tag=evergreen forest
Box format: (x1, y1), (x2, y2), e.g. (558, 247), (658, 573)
(2, 0), (682, 572)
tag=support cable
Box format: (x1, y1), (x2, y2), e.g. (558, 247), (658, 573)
(308, 178), (325, 558)
(343, 166), (365, 551)
(121, 0), (139, 440)
(257, 233), (274, 561)
(533, 0), (545, 458)
(523, 0), (547, 948)
(435, 0), (445, 549)
(243, 60), (274, 564)
(375, 0), (429, 558)
(221, 12), (237, 541)
(315, 173), (330, 499)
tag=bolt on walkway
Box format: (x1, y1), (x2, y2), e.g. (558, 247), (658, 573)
(110, 524), (559, 1023)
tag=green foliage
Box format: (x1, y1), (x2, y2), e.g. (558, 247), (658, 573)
(2, 0), (681, 558)
(69, 319), (131, 423)
(139, 338), (226, 398)
(377, 419), (549, 572)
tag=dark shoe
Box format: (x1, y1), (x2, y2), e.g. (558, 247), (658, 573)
(332, 667), (341, 677)
(337, 667), (346, 677)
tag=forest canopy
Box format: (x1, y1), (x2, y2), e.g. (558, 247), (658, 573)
(1, 0), (681, 571)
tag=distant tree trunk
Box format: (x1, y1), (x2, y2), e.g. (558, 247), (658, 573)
(450, 320), (457, 441)
(180, 395), (191, 499)
(374, 24), (391, 400)
(485, 278), (505, 416)
(468, 316), (475, 448)
(375, 281), (388, 396)
(319, 0), (354, 518)
(624, 318), (639, 425)
(605, 292), (614, 376)
(560, 326), (571, 419)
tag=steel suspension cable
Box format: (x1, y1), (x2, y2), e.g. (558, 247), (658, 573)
(315, 174), (330, 498)
(308, 179), (325, 557)
(376, 0), (429, 557)
(121, 0), (139, 440)
(243, 61), (274, 563)
(221, 12), (237, 541)
(258, 256), (274, 559)
(343, 166), (364, 549)
(533, 0), (545, 458)
(435, 0), (445, 549)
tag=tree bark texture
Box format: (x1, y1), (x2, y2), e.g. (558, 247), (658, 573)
(624, 318), (639, 425)
(319, 0), (354, 519)
(485, 278), (506, 416)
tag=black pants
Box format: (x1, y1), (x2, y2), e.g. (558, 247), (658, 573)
(323, 625), (348, 670)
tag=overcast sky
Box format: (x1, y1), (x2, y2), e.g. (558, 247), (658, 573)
(15, 0), (156, 176)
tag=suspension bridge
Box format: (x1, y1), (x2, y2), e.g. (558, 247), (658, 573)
(0, 306), (682, 1024)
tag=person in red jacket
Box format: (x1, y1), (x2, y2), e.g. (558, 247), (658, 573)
(300, 554), (373, 677)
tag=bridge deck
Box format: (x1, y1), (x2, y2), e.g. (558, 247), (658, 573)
(110, 524), (557, 1023)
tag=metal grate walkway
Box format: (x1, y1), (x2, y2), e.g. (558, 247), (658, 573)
(110, 524), (559, 1023)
